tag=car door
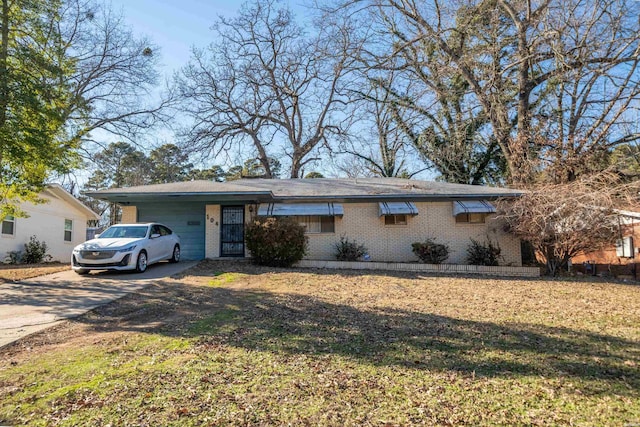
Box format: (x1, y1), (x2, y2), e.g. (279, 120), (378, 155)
(157, 225), (174, 259)
(146, 224), (165, 263)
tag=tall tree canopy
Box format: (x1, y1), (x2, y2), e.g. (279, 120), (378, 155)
(325, 0), (640, 273)
(0, 0), (77, 218)
(1, 0), (164, 219)
(336, 0), (640, 185)
(176, 0), (356, 178)
(83, 142), (150, 224)
(56, 0), (165, 146)
(148, 144), (194, 184)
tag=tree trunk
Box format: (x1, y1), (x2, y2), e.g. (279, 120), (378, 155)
(251, 134), (273, 179)
(290, 156), (301, 179)
(0, 0), (9, 131)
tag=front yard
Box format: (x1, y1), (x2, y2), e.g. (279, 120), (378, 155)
(1, 260), (639, 426)
(0, 263), (69, 283)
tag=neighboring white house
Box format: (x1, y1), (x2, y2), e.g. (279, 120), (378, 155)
(1, 184), (100, 263)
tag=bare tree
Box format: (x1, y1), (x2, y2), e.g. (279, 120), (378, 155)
(337, 75), (421, 177)
(57, 0), (168, 149)
(175, 0), (357, 178)
(1, 0), (167, 217)
(337, 0), (640, 185)
(537, 0), (640, 183)
(326, 0), (507, 184)
(498, 171), (640, 275)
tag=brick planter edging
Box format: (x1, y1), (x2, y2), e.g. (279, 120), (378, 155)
(296, 260), (540, 278)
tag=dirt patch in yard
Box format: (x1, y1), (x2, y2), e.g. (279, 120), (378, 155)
(0, 263), (69, 283)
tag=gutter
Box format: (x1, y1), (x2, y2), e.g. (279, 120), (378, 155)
(269, 193), (524, 203)
(85, 190), (522, 204)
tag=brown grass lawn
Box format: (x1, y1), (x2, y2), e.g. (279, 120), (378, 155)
(0, 263), (69, 282)
(1, 260), (639, 426)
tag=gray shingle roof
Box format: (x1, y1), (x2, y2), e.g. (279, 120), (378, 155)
(87, 178), (522, 202)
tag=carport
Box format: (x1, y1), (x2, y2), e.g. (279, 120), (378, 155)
(136, 202), (205, 260)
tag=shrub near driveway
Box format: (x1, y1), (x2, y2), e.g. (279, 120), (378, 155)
(1, 260), (639, 426)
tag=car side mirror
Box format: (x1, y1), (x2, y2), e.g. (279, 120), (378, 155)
(94, 233), (101, 238)
(150, 233), (161, 239)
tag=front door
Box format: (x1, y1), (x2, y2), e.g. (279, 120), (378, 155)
(220, 205), (245, 257)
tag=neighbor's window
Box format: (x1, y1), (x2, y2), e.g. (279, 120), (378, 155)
(298, 215), (335, 233)
(384, 214), (407, 225)
(1, 215), (15, 235)
(455, 213), (486, 224)
(64, 219), (73, 241)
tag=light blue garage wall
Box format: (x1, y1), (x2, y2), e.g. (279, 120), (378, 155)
(136, 202), (206, 260)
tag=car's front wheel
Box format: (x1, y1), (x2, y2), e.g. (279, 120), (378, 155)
(135, 251), (148, 273)
(169, 245), (180, 263)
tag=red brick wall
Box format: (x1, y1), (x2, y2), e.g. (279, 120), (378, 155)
(572, 221), (639, 278)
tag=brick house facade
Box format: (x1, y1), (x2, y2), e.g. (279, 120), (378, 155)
(99, 178), (523, 265)
(572, 211), (640, 278)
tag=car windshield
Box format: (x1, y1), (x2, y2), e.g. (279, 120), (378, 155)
(99, 226), (148, 239)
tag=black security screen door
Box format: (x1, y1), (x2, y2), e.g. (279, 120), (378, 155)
(220, 206), (245, 257)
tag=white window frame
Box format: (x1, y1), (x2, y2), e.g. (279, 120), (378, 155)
(616, 236), (634, 258)
(64, 218), (73, 242)
(1, 215), (15, 236)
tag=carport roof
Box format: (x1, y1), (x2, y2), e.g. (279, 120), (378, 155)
(87, 178), (523, 204)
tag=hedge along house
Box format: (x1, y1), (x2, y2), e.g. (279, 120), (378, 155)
(88, 178), (524, 265)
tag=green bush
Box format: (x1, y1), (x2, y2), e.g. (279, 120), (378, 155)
(245, 217), (307, 267)
(4, 250), (22, 264)
(334, 235), (368, 261)
(412, 239), (449, 264)
(466, 239), (501, 266)
(21, 235), (51, 264)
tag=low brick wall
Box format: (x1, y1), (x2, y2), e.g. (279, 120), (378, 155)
(296, 260), (540, 278)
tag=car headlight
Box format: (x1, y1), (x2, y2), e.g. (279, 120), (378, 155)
(117, 245), (137, 253)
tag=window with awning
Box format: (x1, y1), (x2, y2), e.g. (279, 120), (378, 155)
(452, 201), (496, 216)
(378, 202), (419, 216)
(453, 201), (495, 224)
(257, 203), (344, 217)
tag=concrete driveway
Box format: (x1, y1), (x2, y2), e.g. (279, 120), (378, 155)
(0, 260), (198, 348)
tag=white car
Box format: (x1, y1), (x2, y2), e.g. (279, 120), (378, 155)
(71, 223), (181, 274)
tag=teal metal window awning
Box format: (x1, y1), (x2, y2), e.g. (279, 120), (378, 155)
(378, 202), (418, 216)
(452, 200), (496, 216)
(258, 203), (344, 217)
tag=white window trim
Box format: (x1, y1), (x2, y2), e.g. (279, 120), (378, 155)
(1, 215), (16, 236)
(64, 218), (73, 242)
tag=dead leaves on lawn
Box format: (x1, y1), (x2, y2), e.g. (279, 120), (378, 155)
(1, 260), (639, 426)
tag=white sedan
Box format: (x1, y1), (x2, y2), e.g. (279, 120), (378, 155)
(71, 223), (181, 274)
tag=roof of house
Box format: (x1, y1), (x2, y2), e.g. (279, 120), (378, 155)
(47, 184), (101, 220)
(87, 178), (523, 204)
